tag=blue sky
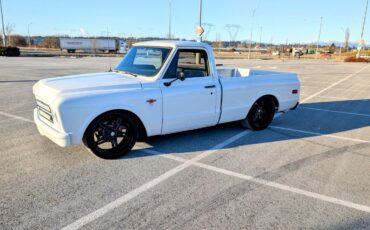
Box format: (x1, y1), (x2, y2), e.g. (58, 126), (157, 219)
(1, 0), (369, 43)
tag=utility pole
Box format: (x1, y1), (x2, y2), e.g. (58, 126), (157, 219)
(28, 22), (32, 48)
(168, 0), (172, 39)
(315, 16), (323, 59)
(198, 0), (202, 42)
(0, 0), (6, 46)
(357, 0), (368, 58)
(248, 8), (256, 59)
(339, 27), (345, 57)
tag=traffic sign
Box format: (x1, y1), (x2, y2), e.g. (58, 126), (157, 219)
(195, 26), (204, 36)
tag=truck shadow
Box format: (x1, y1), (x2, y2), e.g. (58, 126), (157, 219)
(126, 99), (370, 159)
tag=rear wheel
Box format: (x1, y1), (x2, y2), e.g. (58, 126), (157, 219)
(83, 111), (138, 159)
(241, 97), (276, 130)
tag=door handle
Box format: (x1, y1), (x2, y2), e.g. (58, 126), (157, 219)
(204, 85), (216, 89)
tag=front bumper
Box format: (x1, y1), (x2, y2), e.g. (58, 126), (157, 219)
(34, 108), (71, 147)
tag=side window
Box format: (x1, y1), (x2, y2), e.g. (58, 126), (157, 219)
(163, 49), (209, 79)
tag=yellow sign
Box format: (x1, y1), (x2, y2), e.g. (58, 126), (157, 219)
(195, 26), (204, 36)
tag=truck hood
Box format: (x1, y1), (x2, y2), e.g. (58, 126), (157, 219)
(33, 72), (142, 103)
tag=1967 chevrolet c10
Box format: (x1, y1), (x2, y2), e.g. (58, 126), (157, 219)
(33, 41), (300, 159)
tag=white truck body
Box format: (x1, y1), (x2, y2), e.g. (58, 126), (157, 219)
(33, 41), (300, 151)
(60, 38), (125, 53)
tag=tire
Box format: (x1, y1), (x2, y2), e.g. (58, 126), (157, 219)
(241, 97), (276, 131)
(83, 111), (139, 159)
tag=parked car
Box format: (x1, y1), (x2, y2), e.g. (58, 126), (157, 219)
(33, 41), (300, 159)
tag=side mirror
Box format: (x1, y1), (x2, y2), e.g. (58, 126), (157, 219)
(164, 72), (186, 87)
(178, 71), (185, 81)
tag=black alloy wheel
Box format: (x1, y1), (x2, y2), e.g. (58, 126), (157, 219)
(241, 97), (275, 130)
(83, 111), (138, 159)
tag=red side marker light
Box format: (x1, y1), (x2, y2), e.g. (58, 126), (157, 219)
(292, 89), (298, 94)
(146, 99), (157, 104)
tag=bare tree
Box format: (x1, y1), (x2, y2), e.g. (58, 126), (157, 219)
(40, 36), (60, 48)
(5, 23), (14, 46)
(9, 35), (27, 46)
(344, 28), (350, 51)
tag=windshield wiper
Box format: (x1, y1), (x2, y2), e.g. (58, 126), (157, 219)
(115, 70), (138, 77)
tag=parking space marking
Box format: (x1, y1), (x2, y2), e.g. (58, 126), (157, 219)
(299, 106), (370, 118)
(301, 65), (369, 103)
(62, 130), (253, 230)
(270, 126), (369, 143)
(302, 86), (370, 94)
(300, 94), (360, 101)
(190, 161), (370, 214)
(0, 111), (34, 123)
(142, 149), (370, 214)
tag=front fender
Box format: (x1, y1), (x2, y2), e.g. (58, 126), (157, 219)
(57, 90), (162, 145)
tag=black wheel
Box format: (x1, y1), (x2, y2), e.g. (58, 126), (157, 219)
(83, 111), (138, 159)
(241, 97), (276, 131)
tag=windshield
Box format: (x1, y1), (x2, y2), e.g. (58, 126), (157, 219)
(115, 46), (172, 77)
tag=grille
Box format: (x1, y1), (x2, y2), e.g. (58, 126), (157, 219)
(36, 100), (53, 123)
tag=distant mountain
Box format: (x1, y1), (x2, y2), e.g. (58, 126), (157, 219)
(233, 40), (364, 47)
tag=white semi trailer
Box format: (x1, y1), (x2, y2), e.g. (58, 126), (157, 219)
(60, 38), (127, 54)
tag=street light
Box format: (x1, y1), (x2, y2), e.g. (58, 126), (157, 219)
(339, 27), (345, 57)
(0, 0), (6, 46)
(259, 26), (262, 47)
(198, 0), (203, 42)
(28, 22), (32, 48)
(168, 0), (172, 39)
(315, 16), (323, 59)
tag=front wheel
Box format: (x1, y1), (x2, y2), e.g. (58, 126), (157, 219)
(83, 111), (139, 159)
(241, 97), (276, 131)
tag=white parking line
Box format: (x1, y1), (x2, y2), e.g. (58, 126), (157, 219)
(0, 111), (34, 123)
(299, 106), (370, 118)
(141, 149), (370, 214)
(270, 125), (369, 143)
(300, 94), (356, 101)
(191, 161), (370, 213)
(302, 86), (370, 94)
(301, 65), (369, 103)
(62, 130), (252, 230)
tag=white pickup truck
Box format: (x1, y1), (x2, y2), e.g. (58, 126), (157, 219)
(33, 41), (300, 159)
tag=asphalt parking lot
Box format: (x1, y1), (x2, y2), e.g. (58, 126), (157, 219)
(0, 56), (369, 229)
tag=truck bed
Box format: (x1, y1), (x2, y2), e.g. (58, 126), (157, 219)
(217, 67), (292, 78)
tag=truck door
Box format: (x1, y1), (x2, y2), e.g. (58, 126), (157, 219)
(159, 49), (219, 134)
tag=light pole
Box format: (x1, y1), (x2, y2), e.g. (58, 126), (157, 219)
(248, 8), (256, 59)
(357, 0), (368, 58)
(259, 26), (262, 47)
(28, 22), (32, 48)
(339, 27), (345, 57)
(0, 0), (6, 46)
(168, 0), (172, 39)
(315, 16), (323, 59)
(198, 0), (202, 42)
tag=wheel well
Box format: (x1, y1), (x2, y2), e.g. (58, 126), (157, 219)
(84, 109), (148, 141)
(258, 95), (279, 111)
